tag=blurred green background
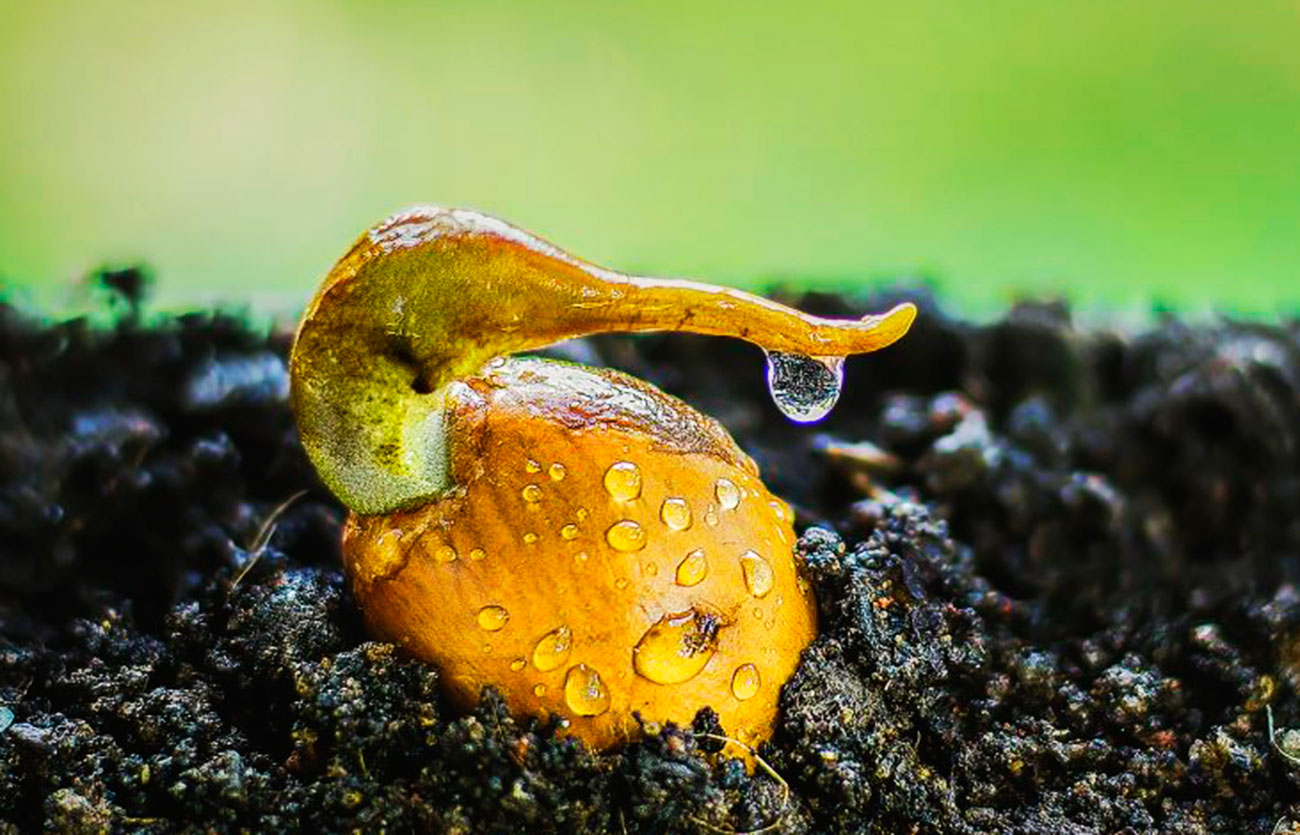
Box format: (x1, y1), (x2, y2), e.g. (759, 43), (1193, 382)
(1, 1), (1297, 316)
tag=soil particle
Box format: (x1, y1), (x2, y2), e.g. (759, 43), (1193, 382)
(2, 293), (1300, 832)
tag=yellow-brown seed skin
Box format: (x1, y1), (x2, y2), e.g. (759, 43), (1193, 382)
(342, 359), (818, 751)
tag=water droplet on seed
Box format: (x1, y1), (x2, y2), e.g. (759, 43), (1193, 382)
(715, 478), (741, 511)
(532, 626), (573, 671)
(606, 520), (647, 552)
(739, 551), (774, 597)
(533, 683), (547, 697)
(731, 664), (761, 700)
(523, 532), (539, 545)
(525, 459), (542, 474)
(476, 605), (509, 631)
(564, 664), (611, 716)
(676, 550), (708, 586)
(603, 461), (642, 501)
(434, 544), (458, 563)
(705, 508), (719, 527)
(468, 548), (486, 561)
(765, 351), (845, 423)
(560, 524), (580, 540)
(368, 529), (412, 581)
(660, 497), (692, 531)
(576, 507), (589, 521)
(510, 658), (526, 671)
(522, 483), (542, 503)
(633, 609), (719, 684)
(549, 462), (567, 481)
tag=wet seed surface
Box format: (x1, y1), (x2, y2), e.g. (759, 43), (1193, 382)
(3, 291), (1300, 833)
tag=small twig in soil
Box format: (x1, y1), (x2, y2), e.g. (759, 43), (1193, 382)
(687, 733), (790, 835)
(230, 490), (308, 591)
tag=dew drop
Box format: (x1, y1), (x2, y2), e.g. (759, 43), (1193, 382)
(633, 609), (719, 685)
(476, 605), (510, 631)
(739, 551), (775, 598)
(705, 508), (719, 527)
(532, 626), (573, 671)
(675, 550), (708, 586)
(523, 532), (539, 545)
(522, 483), (542, 503)
(525, 459), (542, 474)
(533, 683), (546, 697)
(434, 544), (458, 564)
(564, 664), (611, 716)
(576, 507), (590, 521)
(368, 529), (411, 581)
(468, 548), (487, 561)
(764, 351), (845, 423)
(573, 551), (590, 565)
(606, 520), (647, 552)
(560, 524), (580, 541)
(510, 658), (527, 672)
(660, 497), (693, 531)
(603, 461), (642, 501)
(549, 462), (567, 481)
(731, 664), (761, 700)
(714, 478), (741, 511)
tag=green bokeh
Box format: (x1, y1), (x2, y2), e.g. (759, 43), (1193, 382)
(1, 0), (1297, 316)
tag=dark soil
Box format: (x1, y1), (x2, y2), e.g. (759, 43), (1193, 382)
(3, 279), (1300, 833)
